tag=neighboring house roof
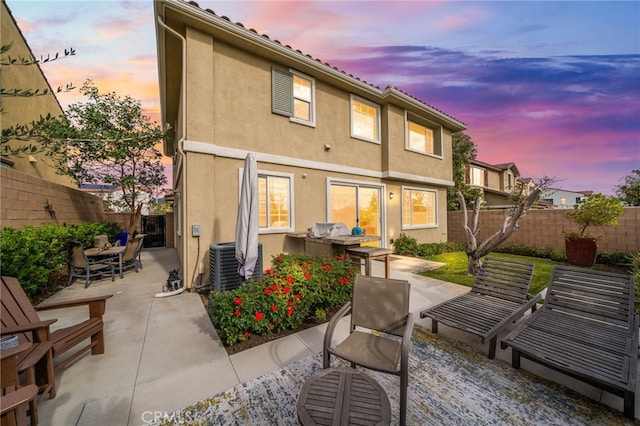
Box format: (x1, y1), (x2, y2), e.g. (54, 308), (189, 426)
(470, 159), (520, 176)
(79, 184), (118, 191)
(156, 0), (466, 157)
(493, 162), (520, 176)
(544, 188), (593, 196)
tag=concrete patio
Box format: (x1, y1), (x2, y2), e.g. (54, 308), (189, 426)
(34, 247), (638, 425)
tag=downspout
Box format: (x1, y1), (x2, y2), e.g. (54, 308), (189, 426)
(157, 15), (191, 288)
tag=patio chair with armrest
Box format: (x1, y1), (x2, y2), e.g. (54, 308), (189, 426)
(1, 343), (40, 426)
(420, 256), (539, 359)
(68, 241), (115, 288)
(1, 276), (113, 404)
(109, 236), (143, 275)
(323, 275), (413, 426)
(93, 235), (110, 249)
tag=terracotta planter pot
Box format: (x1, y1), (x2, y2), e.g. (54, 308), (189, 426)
(565, 237), (597, 267)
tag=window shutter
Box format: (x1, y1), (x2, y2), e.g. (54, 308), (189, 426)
(465, 167), (470, 184)
(271, 67), (293, 117)
(484, 170), (489, 187)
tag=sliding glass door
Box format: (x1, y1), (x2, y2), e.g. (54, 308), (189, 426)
(329, 181), (383, 247)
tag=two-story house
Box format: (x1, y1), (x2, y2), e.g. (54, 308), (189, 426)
(540, 188), (592, 209)
(466, 160), (523, 208)
(1, 1), (73, 187)
(154, 0), (466, 289)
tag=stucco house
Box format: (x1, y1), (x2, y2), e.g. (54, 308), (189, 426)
(466, 160), (525, 208)
(1, 0), (74, 187)
(154, 0), (466, 289)
(540, 188), (592, 209)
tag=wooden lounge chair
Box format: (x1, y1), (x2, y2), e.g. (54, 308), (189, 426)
(324, 275), (413, 426)
(1, 276), (113, 388)
(68, 241), (115, 288)
(420, 257), (540, 359)
(501, 266), (638, 419)
(1, 343), (39, 426)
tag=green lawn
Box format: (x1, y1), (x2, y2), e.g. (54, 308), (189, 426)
(419, 252), (561, 296)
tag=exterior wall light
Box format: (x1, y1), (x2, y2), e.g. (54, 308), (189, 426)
(389, 192), (395, 200)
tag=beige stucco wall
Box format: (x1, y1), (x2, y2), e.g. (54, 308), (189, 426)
(1, 2), (74, 187)
(158, 6), (462, 288)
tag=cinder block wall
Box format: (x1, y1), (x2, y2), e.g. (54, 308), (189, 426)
(448, 207), (640, 253)
(1, 167), (104, 228)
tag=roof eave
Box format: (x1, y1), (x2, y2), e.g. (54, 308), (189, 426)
(156, 0), (466, 131)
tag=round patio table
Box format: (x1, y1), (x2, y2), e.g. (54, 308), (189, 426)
(297, 367), (391, 426)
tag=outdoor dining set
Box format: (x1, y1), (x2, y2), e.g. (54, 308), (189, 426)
(67, 234), (145, 288)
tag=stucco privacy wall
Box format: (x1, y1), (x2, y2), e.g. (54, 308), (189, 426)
(447, 207), (640, 253)
(1, 168), (104, 228)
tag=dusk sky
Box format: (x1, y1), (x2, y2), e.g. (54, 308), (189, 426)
(8, 0), (640, 195)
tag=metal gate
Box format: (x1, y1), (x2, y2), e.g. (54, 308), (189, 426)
(141, 215), (166, 248)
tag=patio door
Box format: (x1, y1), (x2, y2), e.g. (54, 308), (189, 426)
(328, 181), (383, 247)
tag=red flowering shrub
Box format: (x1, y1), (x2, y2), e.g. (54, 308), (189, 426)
(210, 253), (355, 346)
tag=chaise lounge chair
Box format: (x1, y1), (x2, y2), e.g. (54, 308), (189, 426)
(420, 256), (540, 359)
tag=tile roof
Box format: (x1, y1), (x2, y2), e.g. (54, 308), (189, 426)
(182, 0), (465, 128)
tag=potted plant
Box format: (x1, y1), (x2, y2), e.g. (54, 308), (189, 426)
(564, 193), (624, 267)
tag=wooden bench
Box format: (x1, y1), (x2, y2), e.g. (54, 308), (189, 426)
(501, 266), (638, 419)
(346, 247), (392, 278)
(420, 257), (539, 359)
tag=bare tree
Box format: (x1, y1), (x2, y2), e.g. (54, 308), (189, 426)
(457, 177), (552, 275)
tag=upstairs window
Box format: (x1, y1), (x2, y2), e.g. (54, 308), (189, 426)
(468, 166), (488, 187)
(271, 67), (315, 126)
(408, 121), (434, 154)
(350, 95), (380, 143)
(405, 112), (443, 157)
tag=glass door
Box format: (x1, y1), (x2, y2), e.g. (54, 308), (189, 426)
(329, 182), (382, 247)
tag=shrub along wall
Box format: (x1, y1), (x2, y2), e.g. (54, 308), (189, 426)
(448, 207), (640, 253)
(1, 167), (104, 228)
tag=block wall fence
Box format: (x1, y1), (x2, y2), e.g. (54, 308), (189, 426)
(1, 167), (104, 228)
(447, 207), (640, 254)
(2, 168), (175, 248)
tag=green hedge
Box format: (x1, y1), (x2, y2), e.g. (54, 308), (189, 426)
(0, 222), (120, 298)
(393, 233), (465, 257)
(210, 253), (355, 346)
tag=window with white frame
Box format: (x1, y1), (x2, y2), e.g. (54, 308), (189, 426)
(271, 67), (315, 126)
(470, 166), (486, 187)
(350, 95), (380, 143)
(405, 113), (443, 157)
(402, 187), (437, 229)
(257, 172), (294, 232)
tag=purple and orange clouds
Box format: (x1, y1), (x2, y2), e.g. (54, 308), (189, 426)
(9, 0), (639, 195)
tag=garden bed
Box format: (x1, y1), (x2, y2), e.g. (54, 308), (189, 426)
(204, 253), (355, 354)
(201, 293), (339, 355)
